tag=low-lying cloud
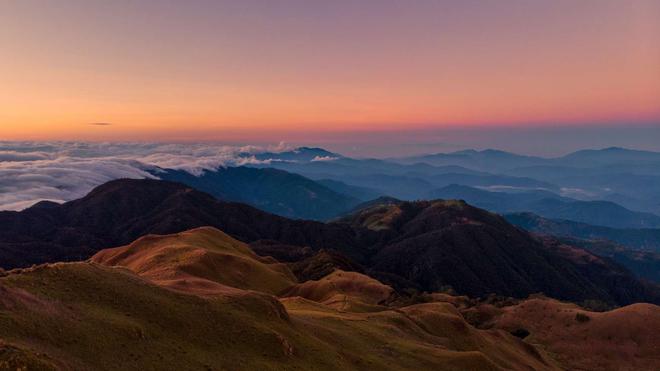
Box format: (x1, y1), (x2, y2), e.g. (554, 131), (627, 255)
(0, 142), (293, 211)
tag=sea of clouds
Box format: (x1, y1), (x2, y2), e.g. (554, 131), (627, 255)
(0, 141), (292, 211)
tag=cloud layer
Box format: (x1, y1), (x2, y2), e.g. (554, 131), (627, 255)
(0, 142), (292, 211)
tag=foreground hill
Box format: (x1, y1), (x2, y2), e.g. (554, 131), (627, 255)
(92, 227), (296, 296)
(1, 179), (658, 306)
(3, 227), (659, 370)
(157, 166), (361, 220)
(466, 297), (660, 371)
(0, 228), (558, 370)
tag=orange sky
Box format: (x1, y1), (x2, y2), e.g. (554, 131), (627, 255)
(1, 0), (659, 141)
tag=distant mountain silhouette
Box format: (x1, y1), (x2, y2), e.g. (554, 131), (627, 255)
(558, 147), (660, 167)
(315, 179), (383, 201)
(157, 166), (360, 220)
(399, 147), (660, 172)
(397, 149), (546, 172)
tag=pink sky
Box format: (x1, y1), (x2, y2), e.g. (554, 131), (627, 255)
(1, 0), (659, 143)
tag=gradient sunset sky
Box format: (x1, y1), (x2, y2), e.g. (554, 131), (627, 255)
(1, 0), (659, 155)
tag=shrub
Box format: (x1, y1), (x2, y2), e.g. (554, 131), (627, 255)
(510, 328), (530, 339)
(575, 313), (590, 323)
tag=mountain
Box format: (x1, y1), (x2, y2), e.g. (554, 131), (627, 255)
(505, 212), (660, 252)
(338, 199), (659, 306)
(429, 184), (566, 210)
(315, 179), (383, 201)
(399, 147), (660, 172)
(0, 179), (366, 270)
(430, 184), (660, 229)
(396, 149), (547, 172)
(529, 198), (660, 229)
(1, 179), (657, 306)
(557, 147), (660, 167)
(256, 158), (556, 200)
(156, 166), (360, 220)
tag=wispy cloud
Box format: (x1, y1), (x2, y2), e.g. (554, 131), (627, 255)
(88, 122), (113, 126)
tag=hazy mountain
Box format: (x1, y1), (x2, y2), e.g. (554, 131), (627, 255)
(431, 184), (660, 229)
(396, 149), (547, 172)
(315, 179), (383, 201)
(399, 147), (660, 172)
(156, 166), (360, 220)
(557, 147), (660, 167)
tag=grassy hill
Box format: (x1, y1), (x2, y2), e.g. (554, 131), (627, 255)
(0, 227), (559, 370)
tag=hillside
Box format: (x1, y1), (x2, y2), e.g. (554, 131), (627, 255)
(469, 297), (660, 371)
(0, 228), (562, 371)
(339, 199), (660, 305)
(92, 227), (296, 296)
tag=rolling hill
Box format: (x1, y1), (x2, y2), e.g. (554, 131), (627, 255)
(469, 297), (660, 371)
(0, 227), (563, 370)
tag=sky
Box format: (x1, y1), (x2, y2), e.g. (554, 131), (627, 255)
(1, 0), (659, 156)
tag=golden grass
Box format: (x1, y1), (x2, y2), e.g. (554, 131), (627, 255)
(483, 297), (660, 371)
(0, 227), (570, 370)
(92, 227), (297, 296)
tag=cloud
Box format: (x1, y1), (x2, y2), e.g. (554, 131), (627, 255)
(88, 122), (113, 126)
(0, 151), (53, 162)
(311, 155), (339, 162)
(0, 141), (305, 211)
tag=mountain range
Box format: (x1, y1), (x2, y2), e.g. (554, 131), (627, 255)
(247, 146), (660, 217)
(1, 179), (657, 308)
